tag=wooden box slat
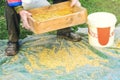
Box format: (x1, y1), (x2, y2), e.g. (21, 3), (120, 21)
(28, 1), (87, 34)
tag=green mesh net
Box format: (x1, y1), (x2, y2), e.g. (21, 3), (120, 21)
(0, 27), (120, 80)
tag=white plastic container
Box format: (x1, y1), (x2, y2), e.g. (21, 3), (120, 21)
(87, 12), (117, 47)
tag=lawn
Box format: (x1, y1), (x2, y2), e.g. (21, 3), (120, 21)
(81, 0), (120, 24)
(0, 0), (120, 39)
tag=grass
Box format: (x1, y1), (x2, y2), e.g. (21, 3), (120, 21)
(0, 0), (120, 39)
(80, 0), (120, 24)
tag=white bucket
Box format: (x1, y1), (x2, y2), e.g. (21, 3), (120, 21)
(87, 12), (117, 47)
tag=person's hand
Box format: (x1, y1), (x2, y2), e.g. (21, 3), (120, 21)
(70, 0), (81, 7)
(19, 10), (32, 30)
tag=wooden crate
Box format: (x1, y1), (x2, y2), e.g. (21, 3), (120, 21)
(28, 1), (87, 34)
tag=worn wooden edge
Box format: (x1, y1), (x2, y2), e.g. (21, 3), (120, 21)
(28, 8), (87, 34)
(31, 9), (87, 34)
(27, 1), (88, 34)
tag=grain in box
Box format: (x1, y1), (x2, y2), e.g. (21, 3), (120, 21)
(28, 1), (87, 34)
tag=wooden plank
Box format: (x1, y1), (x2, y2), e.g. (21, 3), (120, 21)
(28, 1), (87, 34)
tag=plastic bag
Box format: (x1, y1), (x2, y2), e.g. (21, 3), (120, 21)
(22, 0), (50, 10)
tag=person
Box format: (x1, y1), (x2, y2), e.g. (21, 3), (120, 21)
(5, 0), (81, 56)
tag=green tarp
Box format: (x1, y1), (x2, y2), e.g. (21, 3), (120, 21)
(0, 27), (120, 80)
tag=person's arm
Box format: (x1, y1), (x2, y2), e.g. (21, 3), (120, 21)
(7, 0), (32, 30)
(70, 0), (81, 7)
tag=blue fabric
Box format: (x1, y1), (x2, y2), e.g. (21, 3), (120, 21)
(8, 2), (22, 7)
